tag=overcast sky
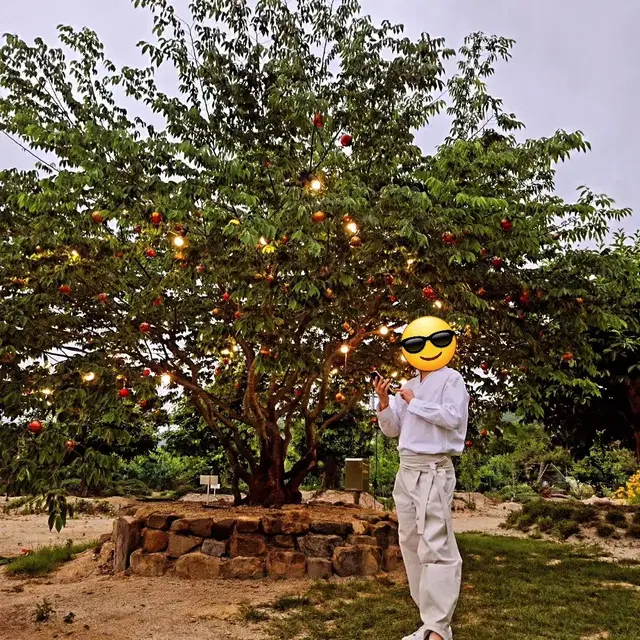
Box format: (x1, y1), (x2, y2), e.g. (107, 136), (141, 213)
(1, 0), (638, 235)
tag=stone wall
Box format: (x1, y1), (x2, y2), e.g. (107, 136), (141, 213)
(113, 508), (401, 580)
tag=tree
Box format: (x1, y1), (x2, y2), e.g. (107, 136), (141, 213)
(0, 0), (635, 512)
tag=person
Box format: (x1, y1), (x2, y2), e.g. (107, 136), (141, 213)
(374, 316), (469, 640)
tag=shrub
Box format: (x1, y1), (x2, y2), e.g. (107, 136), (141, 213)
(572, 437), (638, 495)
(604, 510), (628, 528)
(613, 470), (640, 504)
(554, 520), (580, 540)
(499, 484), (537, 503)
(572, 505), (599, 524)
(34, 599), (55, 623)
(626, 524), (640, 539)
(537, 516), (554, 533)
(596, 523), (616, 538)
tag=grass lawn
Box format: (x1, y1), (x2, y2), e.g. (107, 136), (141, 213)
(4, 540), (97, 577)
(249, 533), (640, 640)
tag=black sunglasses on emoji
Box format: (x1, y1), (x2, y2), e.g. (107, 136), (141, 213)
(400, 330), (456, 353)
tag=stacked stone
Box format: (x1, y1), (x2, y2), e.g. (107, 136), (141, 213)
(115, 509), (401, 580)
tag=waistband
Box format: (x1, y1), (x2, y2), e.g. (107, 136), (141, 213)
(399, 452), (453, 472)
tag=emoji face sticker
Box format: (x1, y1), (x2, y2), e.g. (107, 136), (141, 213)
(401, 316), (456, 372)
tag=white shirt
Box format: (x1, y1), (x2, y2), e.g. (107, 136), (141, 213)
(376, 367), (469, 455)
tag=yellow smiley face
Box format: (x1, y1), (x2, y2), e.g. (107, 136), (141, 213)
(401, 316), (456, 372)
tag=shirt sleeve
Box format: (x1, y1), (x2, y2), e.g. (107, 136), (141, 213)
(376, 394), (401, 438)
(406, 372), (469, 431)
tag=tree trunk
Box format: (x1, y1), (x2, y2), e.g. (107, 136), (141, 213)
(245, 428), (307, 507)
(321, 458), (341, 490)
(625, 380), (640, 460)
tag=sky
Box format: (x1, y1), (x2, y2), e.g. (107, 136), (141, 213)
(1, 0), (639, 236)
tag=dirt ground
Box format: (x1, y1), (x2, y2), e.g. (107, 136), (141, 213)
(0, 494), (636, 640)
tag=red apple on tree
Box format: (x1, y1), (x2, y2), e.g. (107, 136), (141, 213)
(491, 256), (503, 269)
(139, 322), (151, 333)
(119, 388), (131, 398)
(28, 420), (43, 434)
(311, 210), (326, 223)
(58, 284), (71, 294)
(142, 368), (151, 377)
(91, 211), (104, 224)
(480, 362), (489, 372)
(222, 292), (232, 302)
(500, 218), (512, 231)
(423, 286), (437, 301)
(340, 134), (352, 147)
(150, 211), (163, 225)
(145, 248), (157, 258)
(312, 112), (324, 127)
(441, 232), (455, 245)
(480, 429), (488, 437)
(97, 293), (108, 303)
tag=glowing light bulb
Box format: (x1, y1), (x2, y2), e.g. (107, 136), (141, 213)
(379, 326), (389, 336)
(346, 222), (358, 234)
(70, 250), (80, 259)
(340, 345), (350, 354)
(400, 354), (407, 362)
(407, 258), (415, 266)
(220, 348), (230, 356)
(232, 345), (239, 352)
(259, 236), (268, 246)
(310, 178), (323, 192)
(434, 300), (443, 309)
(160, 373), (172, 385)
(391, 371), (398, 378)
(172, 235), (186, 248)
(330, 368), (338, 375)
(82, 372), (96, 382)
(42, 388), (53, 396)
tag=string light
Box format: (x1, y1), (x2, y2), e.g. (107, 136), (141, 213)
(41, 388), (53, 396)
(434, 300), (443, 309)
(220, 348), (231, 356)
(309, 178), (323, 192)
(82, 372), (96, 382)
(400, 354), (407, 362)
(346, 222), (358, 234)
(259, 236), (268, 246)
(70, 250), (80, 259)
(232, 345), (240, 352)
(391, 371), (398, 378)
(160, 373), (172, 385)
(379, 326), (389, 336)
(330, 368), (338, 375)
(406, 258), (415, 266)
(172, 236), (186, 248)
(340, 345), (350, 354)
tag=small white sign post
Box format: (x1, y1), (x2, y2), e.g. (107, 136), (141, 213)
(199, 475), (220, 505)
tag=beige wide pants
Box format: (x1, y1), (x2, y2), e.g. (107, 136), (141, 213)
(393, 453), (462, 640)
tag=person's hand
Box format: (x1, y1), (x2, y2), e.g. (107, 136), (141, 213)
(397, 387), (415, 404)
(374, 376), (393, 411)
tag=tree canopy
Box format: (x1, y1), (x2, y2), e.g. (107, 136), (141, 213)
(0, 0), (637, 518)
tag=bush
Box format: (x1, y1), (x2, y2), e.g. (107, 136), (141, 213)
(537, 516), (554, 533)
(554, 520), (580, 540)
(572, 505), (599, 524)
(604, 510), (628, 528)
(626, 524), (640, 539)
(119, 450), (212, 492)
(499, 484), (537, 503)
(596, 523), (616, 538)
(572, 436), (638, 495)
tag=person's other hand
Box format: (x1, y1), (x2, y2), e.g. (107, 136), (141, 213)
(397, 387), (415, 404)
(374, 377), (393, 411)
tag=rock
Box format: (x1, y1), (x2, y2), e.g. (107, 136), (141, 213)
(266, 550), (306, 579)
(130, 549), (169, 577)
(306, 557), (333, 579)
(355, 513), (383, 525)
(351, 519), (370, 535)
(347, 535), (378, 546)
(96, 532), (112, 549)
(261, 511), (311, 535)
(187, 517), (214, 538)
(97, 541), (115, 572)
(167, 534), (203, 558)
(370, 522), (398, 550)
(310, 520), (353, 536)
(220, 557), (265, 579)
(202, 539), (227, 557)
(142, 528), (169, 553)
(113, 516), (142, 572)
(175, 552), (222, 579)
(235, 517), (262, 533)
(169, 519), (191, 534)
(211, 518), (236, 540)
(271, 535), (296, 549)
(229, 533), (267, 557)
(583, 496), (622, 507)
(298, 534), (343, 558)
(333, 545), (382, 577)
(383, 545), (403, 572)
(147, 512), (180, 530)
